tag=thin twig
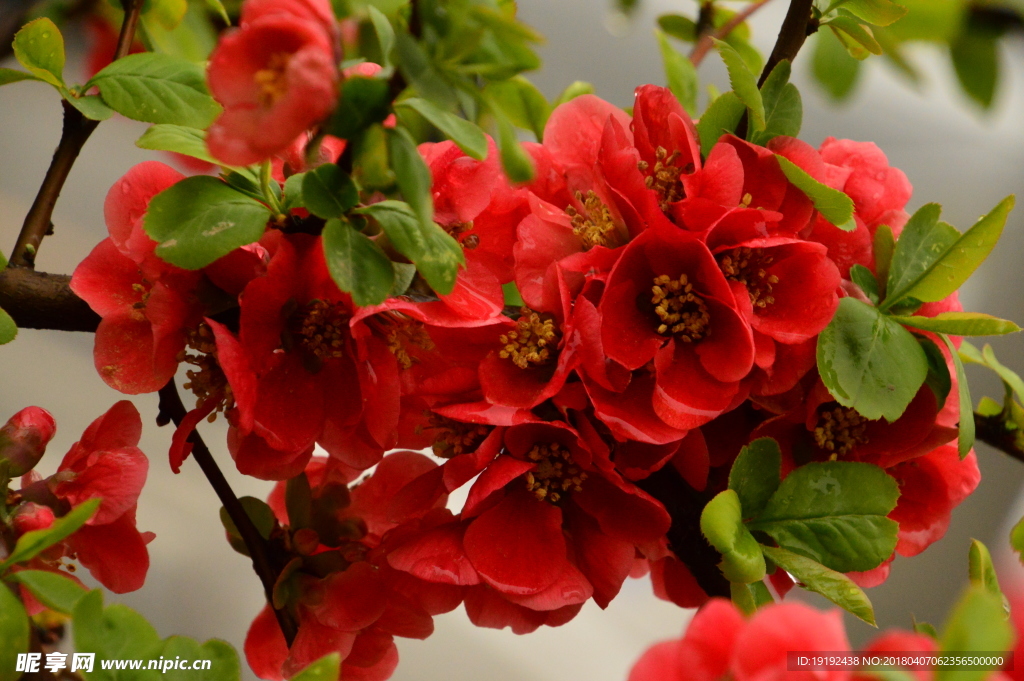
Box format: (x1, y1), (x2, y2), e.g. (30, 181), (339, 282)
(156, 380), (299, 646)
(690, 0), (774, 67)
(9, 0), (145, 268)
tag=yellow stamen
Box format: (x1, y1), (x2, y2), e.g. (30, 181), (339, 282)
(180, 323), (234, 422)
(254, 52), (292, 107)
(638, 146), (686, 211)
(384, 317), (435, 369)
(566, 191), (622, 249)
(717, 247), (779, 310)
(498, 308), (560, 369)
(424, 413), (492, 459)
(651, 274), (710, 341)
(524, 442), (587, 504)
(813, 406), (869, 457)
(295, 299), (349, 360)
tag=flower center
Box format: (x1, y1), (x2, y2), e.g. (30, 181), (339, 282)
(499, 308), (560, 369)
(638, 146), (687, 210)
(254, 52), (292, 107)
(383, 317), (435, 369)
(445, 221), (480, 250)
(813, 406), (869, 457)
(425, 414), (492, 459)
(295, 300), (349, 360)
(718, 247), (779, 310)
(651, 274), (710, 341)
(525, 442), (587, 504)
(566, 191), (622, 250)
(181, 324), (233, 421)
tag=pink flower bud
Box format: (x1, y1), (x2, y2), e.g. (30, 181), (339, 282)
(0, 407), (56, 477)
(11, 502), (56, 534)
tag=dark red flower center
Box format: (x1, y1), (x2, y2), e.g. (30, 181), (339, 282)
(566, 191), (624, 249)
(718, 247), (779, 310)
(813, 405), (869, 457)
(651, 274), (710, 341)
(499, 308), (560, 369)
(638, 146), (687, 210)
(181, 323), (233, 421)
(254, 52), (292, 107)
(295, 299), (349, 360)
(524, 442), (587, 504)
(425, 414), (492, 459)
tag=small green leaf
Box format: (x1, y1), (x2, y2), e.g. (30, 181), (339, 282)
(813, 28), (861, 100)
(13, 18), (65, 88)
(322, 219), (394, 306)
(301, 164), (359, 219)
(950, 21), (999, 109)
(0, 309), (16, 345)
(724, 33), (764, 78)
(776, 155), (855, 230)
(920, 337), (952, 410)
(975, 344), (1024, 403)
(204, 0), (231, 24)
(885, 197), (1015, 310)
(89, 53), (221, 128)
(712, 38), (764, 131)
(328, 77), (392, 140)
(657, 14), (697, 42)
(940, 333), (974, 458)
(914, 617), (940, 639)
(0, 583), (29, 681)
(761, 544), (877, 625)
(144, 176), (271, 269)
(748, 61), (802, 147)
(1, 499), (100, 571)
(874, 224), (895, 299)
(0, 68), (42, 86)
(937, 587), (1013, 681)
(700, 489), (767, 583)
(494, 111), (535, 184)
(552, 81), (595, 108)
(656, 30), (698, 116)
(850, 264), (880, 303)
(394, 29), (457, 108)
(73, 590), (162, 667)
(830, 0), (909, 26)
(827, 16), (884, 57)
(367, 6), (395, 68)
(136, 124), (239, 170)
(387, 127), (435, 227)
(728, 437), (781, 519)
(395, 97), (489, 160)
(289, 654), (341, 681)
(154, 637), (240, 681)
(696, 91), (745, 159)
(730, 580), (774, 616)
(482, 76), (550, 141)
(968, 540), (1003, 599)
(884, 204), (953, 306)
(218, 497), (277, 557)
(1011, 515), (1024, 566)
(502, 281), (525, 307)
(747, 461), (900, 573)
(63, 92), (115, 120)
(817, 297), (929, 421)
(391, 261), (417, 296)
(893, 312), (1020, 336)
(5, 570), (86, 614)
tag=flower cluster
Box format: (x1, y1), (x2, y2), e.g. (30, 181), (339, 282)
(1, 403), (153, 597)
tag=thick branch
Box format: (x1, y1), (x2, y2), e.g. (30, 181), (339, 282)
(975, 413), (1024, 464)
(758, 0), (816, 87)
(9, 0), (144, 268)
(156, 381), (299, 646)
(0, 268), (98, 332)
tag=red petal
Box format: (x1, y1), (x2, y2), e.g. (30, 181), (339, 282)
(387, 522), (480, 586)
(66, 513), (150, 593)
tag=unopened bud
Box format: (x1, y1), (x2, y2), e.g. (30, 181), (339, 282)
(11, 502), (56, 535)
(0, 407), (56, 477)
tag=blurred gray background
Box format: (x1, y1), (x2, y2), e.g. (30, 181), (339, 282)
(2, 0), (1024, 677)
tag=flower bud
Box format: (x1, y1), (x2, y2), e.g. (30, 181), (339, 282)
(0, 407), (56, 477)
(11, 502), (56, 535)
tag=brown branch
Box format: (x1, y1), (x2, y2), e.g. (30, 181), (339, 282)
(9, 0), (145, 268)
(975, 412), (1024, 463)
(0, 268), (98, 332)
(690, 0), (773, 67)
(156, 380), (299, 646)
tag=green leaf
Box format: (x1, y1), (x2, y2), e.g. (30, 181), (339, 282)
(0, 309), (16, 345)
(748, 61), (802, 147)
(391, 261), (417, 296)
(968, 540), (1003, 599)
(974, 344), (1024, 403)
(328, 77), (392, 140)
(874, 224), (895, 299)
(387, 127), (435, 227)
(700, 489), (767, 583)
(940, 333), (974, 458)
(919, 337), (951, 410)
(950, 20), (999, 109)
(289, 654), (341, 681)
(813, 28), (861, 99)
(830, 0), (909, 26)
(143, 176), (271, 269)
(885, 197), (1015, 310)
(136, 124), (238, 170)
(494, 111), (535, 184)
(5, 570), (86, 614)
(724, 33), (764, 78)
(914, 617), (940, 639)
(761, 544), (877, 625)
(322, 219), (394, 306)
(696, 92), (745, 159)
(204, 0), (231, 24)
(73, 591), (162, 672)
(502, 281), (525, 307)
(89, 53), (220, 128)
(747, 461), (900, 573)
(552, 81), (595, 108)
(884, 204), (953, 306)
(712, 38), (764, 131)
(367, 6), (395, 67)
(937, 587), (1014, 681)
(0, 498), (100, 571)
(657, 30), (698, 116)
(482, 76), (550, 141)
(13, 18), (65, 88)
(140, 0), (218, 63)
(657, 14), (697, 42)
(850, 264), (880, 304)
(827, 16), (883, 57)
(0, 583), (29, 681)
(1011, 515), (1024, 566)
(0, 68), (43, 86)
(395, 97), (489, 160)
(776, 155), (855, 230)
(817, 297), (928, 421)
(64, 92), (116, 120)
(218, 496), (277, 556)
(301, 164), (359, 219)
(730, 580), (774, 616)
(153, 637), (240, 681)
(394, 29), (457, 108)
(728, 437), (781, 519)
(893, 312), (1021, 336)
(144, 0), (188, 31)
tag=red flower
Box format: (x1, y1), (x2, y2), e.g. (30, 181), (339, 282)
(71, 162), (205, 394)
(206, 0), (339, 166)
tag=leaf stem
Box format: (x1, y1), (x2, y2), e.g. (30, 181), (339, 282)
(9, 0), (145, 268)
(156, 380), (299, 646)
(690, 0), (774, 67)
